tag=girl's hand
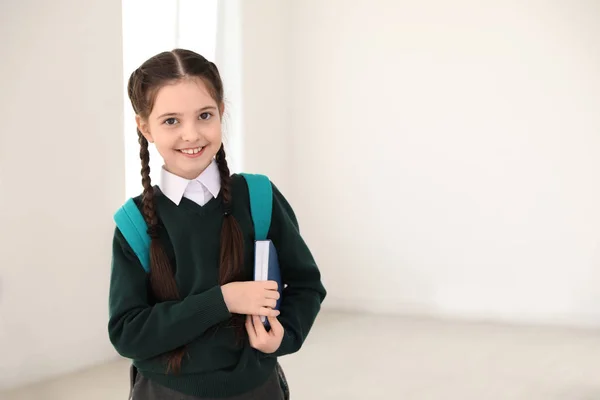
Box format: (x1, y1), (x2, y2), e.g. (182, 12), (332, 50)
(221, 281), (281, 317)
(246, 315), (284, 354)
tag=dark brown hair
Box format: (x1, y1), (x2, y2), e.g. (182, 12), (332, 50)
(127, 49), (244, 374)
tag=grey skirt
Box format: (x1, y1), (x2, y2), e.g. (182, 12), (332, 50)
(129, 364), (290, 400)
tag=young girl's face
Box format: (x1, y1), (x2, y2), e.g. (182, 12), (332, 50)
(136, 77), (223, 180)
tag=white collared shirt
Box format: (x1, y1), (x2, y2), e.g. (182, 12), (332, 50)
(159, 159), (221, 206)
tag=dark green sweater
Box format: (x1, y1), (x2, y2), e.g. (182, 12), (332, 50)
(108, 174), (326, 398)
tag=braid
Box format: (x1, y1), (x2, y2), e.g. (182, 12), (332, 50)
(215, 144), (243, 285)
(215, 145), (232, 206)
(137, 130), (186, 373)
(215, 144), (246, 341)
(138, 131), (157, 228)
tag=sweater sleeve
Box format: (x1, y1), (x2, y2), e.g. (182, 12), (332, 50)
(108, 228), (232, 361)
(266, 183), (327, 357)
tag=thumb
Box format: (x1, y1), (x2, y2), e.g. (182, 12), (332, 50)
(267, 316), (284, 336)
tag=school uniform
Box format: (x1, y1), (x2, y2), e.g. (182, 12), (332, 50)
(108, 160), (323, 399)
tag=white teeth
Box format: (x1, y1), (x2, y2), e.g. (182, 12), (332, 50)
(180, 146), (203, 154)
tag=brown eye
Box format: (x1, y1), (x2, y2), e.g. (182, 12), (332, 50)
(199, 112), (212, 120)
(164, 118), (178, 126)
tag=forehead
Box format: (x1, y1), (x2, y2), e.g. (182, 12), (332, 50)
(151, 77), (216, 114)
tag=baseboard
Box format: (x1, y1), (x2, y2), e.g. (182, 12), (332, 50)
(321, 295), (600, 330)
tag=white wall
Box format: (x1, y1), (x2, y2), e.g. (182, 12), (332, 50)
(0, 0), (124, 390)
(283, 0), (600, 327)
(238, 0), (293, 194)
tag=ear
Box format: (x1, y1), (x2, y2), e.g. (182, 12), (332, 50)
(135, 115), (153, 143)
(219, 102), (225, 119)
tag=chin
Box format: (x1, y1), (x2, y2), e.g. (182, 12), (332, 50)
(174, 159), (212, 179)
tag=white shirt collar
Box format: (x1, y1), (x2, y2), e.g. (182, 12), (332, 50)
(159, 159), (221, 206)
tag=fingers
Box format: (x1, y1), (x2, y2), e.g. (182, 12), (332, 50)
(264, 290), (280, 300)
(267, 316), (284, 337)
(257, 307), (280, 317)
(247, 281), (280, 317)
(253, 315), (267, 336)
(248, 315), (284, 354)
(263, 298), (277, 309)
(262, 280), (279, 291)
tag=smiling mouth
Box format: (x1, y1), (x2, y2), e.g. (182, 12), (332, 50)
(178, 146), (206, 155)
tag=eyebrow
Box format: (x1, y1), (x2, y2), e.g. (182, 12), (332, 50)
(157, 106), (217, 120)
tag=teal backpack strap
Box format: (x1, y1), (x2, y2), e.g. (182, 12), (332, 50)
(113, 175), (272, 272)
(239, 173), (273, 240)
(113, 198), (151, 273)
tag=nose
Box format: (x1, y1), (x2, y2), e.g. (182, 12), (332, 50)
(181, 125), (202, 142)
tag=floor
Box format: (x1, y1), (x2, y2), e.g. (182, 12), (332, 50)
(3, 311), (600, 400)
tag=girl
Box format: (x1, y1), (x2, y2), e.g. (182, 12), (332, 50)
(108, 49), (326, 399)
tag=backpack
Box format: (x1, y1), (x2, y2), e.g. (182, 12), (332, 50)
(113, 173), (273, 272)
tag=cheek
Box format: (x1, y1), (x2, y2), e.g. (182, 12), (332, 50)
(206, 122), (223, 143)
(151, 129), (177, 152)
(203, 123), (222, 159)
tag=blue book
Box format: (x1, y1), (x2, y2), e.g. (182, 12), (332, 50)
(254, 240), (282, 328)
